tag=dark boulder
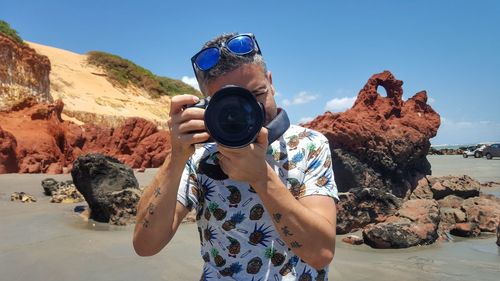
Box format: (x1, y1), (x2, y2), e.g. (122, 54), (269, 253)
(336, 188), (402, 234)
(71, 153), (139, 223)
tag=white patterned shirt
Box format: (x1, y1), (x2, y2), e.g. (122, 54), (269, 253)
(177, 125), (338, 281)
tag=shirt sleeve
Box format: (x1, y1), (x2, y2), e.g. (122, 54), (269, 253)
(176, 158), (200, 211)
(300, 133), (339, 201)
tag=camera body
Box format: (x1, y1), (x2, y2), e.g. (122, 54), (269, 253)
(187, 85), (266, 148)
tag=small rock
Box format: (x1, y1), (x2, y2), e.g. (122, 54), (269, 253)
(10, 192), (37, 203)
(50, 186), (85, 203)
(74, 205), (86, 213)
(41, 178), (59, 196)
(450, 223), (480, 237)
(137, 167), (146, 173)
(342, 235), (364, 245)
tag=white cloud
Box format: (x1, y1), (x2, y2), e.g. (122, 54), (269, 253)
(181, 76), (200, 91)
(282, 91), (318, 106)
(432, 117), (500, 145)
(298, 116), (314, 124)
(324, 96), (356, 112)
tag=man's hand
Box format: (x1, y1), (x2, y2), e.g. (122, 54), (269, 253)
(168, 95), (210, 162)
(217, 127), (269, 185)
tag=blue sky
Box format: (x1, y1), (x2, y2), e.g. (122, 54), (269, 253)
(2, 0), (499, 145)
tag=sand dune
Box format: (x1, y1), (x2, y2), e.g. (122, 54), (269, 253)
(27, 42), (171, 127)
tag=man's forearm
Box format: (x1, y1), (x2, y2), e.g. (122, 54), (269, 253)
(252, 165), (336, 269)
(133, 153), (187, 256)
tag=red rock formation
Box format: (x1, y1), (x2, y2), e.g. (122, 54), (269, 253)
(0, 99), (171, 173)
(304, 71), (440, 197)
(0, 34), (51, 110)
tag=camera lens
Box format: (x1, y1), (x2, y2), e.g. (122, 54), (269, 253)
(219, 107), (248, 134)
(205, 86), (265, 148)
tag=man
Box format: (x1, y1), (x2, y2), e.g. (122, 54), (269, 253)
(133, 33), (338, 280)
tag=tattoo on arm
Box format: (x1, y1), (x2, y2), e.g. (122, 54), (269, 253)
(154, 186), (161, 197)
(147, 202), (156, 215)
(142, 219), (150, 228)
(290, 241), (302, 248)
(281, 226), (293, 236)
(273, 213), (282, 223)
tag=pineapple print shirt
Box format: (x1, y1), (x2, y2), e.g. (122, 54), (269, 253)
(177, 125), (338, 281)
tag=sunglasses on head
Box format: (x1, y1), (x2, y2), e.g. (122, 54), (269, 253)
(191, 33), (262, 74)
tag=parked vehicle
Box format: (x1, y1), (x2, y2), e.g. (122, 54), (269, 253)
(462, 146), (477, 158)
(482, 143), (500, 160)
(462, 144), (485, 158)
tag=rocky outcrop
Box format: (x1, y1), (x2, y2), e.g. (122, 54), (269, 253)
(428, 148), (462, 155)
(362, 199), (440, 248)
(0, 34), (51, 110)
(71, 153), (141, 224)
(336, 188), (402, 234)
(304, 71), (440, 198)
(0, 98), (171, 173)
(303, 71), (500, 248)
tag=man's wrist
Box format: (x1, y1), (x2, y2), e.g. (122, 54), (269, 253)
(160, 152), (188, 176)
(249, 164), (277, 191)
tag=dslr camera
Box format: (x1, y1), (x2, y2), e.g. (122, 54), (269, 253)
(186, 85), (289, 148)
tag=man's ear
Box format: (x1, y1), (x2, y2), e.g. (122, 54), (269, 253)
(267, 71), (273, 84)
(267, 71), (276, 96)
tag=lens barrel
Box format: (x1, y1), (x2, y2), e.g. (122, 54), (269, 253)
(204, 86), (265, 148)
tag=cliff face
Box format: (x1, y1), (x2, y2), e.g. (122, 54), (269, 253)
(0, 33), (175, 174)
(0, 34), (52, 110)
(0, 98), (170, 173)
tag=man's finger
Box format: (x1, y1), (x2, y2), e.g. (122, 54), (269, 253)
(178, 132), (210, 145)
(177, 119), (206, 134)
(170, 95), (200, 115)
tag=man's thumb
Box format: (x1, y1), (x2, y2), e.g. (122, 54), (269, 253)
(256, 127), (269, 146)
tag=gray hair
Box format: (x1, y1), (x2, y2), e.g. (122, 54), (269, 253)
(195, 33), (268, 95)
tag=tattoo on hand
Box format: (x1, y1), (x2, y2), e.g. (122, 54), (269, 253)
(147, 202), (155, 215)
(290, 241), (302, 248)
(142, 219), (150, 228)
(154, 186), (161, 197)
(273, 213), (282, 223)
(281, 226), (293, 236)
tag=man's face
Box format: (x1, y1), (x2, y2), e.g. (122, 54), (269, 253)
(205, 64), (278, 125)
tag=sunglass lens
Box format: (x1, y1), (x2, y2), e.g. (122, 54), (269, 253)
(227, 35), (254, 55)
(195, 47), (220, 71)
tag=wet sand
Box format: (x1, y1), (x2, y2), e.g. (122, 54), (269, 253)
(1, 155), (499, 281)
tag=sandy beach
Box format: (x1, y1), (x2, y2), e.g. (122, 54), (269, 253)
(1, 155), (499, 281)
